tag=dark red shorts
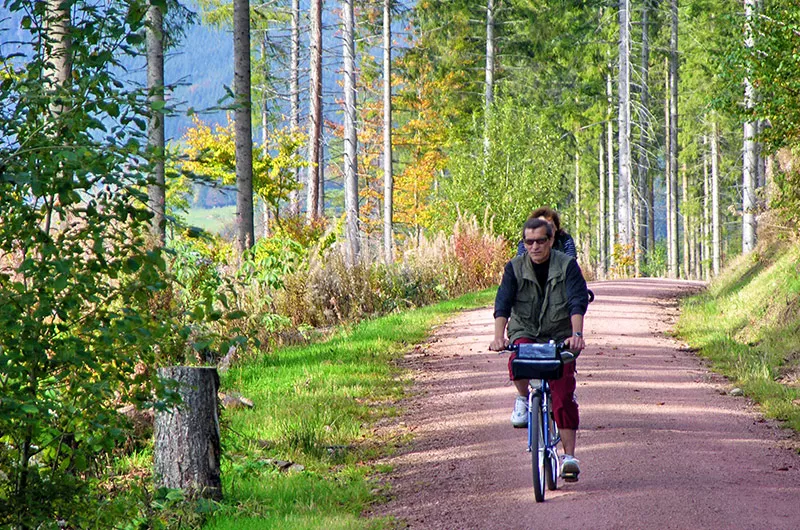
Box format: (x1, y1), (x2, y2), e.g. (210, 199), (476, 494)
(509, 337), (579, 430)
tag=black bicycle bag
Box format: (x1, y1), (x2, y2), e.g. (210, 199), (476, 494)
(511, 342), (563, 380)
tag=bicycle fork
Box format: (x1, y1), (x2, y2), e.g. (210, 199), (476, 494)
(527, 383), (560, 462)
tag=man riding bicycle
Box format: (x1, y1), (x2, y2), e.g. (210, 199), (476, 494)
(489, 217), (589, 481)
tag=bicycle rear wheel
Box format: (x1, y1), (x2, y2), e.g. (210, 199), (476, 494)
(529, 394), (546, 502)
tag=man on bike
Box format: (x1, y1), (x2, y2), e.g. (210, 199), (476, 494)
(489, 217), (589, 481)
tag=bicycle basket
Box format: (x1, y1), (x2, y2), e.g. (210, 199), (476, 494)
(511, 342), (563, 380)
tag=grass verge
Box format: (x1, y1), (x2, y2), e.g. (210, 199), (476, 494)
(202, 288), (497, 529)
(676, 240), (800, 433)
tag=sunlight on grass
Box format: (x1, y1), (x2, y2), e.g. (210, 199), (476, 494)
(677, 242), (800, 432)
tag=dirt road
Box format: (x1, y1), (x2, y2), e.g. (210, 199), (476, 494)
(371, 278), (800, 529)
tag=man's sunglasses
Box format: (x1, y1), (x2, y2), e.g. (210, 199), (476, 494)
(523, 237), (550, 246)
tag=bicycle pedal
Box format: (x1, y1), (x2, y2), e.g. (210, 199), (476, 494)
(561, 473), (579, 483)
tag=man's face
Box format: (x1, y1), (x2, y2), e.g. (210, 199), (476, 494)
(523, 226), (551, 264)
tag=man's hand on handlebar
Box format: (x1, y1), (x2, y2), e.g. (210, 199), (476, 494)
(489, 337), (509, 351)
(563, 335), (585, 352)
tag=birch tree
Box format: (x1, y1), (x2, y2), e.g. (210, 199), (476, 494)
(342, 0), (360, 261)
(484, 0), (495, 159)
(712, 120), (721, 275)
(668, 0), (679, 277)
(233, 0), (254, 251)
(289, 0), (300, 215)
(306, 0), (323, 220)
(599, 130), (607, 277)
(383, 0), (394, 263)
(636, 0), (652, 270)
(606, 67), (616, 269)
(742, 0), (757, 253)
(617, 0), (632, 248)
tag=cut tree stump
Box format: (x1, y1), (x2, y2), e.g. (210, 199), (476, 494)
(154, 366), (222, 500)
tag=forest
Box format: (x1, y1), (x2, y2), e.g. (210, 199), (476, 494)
(1, 0), (800, 527)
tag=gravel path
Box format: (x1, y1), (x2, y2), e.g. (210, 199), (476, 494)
(370, 278), (800, 529)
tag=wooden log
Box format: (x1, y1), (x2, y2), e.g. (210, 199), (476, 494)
(154, 366), (222, 500)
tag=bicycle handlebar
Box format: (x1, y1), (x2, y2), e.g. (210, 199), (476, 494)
(500, 341), (580, 363)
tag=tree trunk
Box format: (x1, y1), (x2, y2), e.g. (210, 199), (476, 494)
(44, 0), (72, 108)
(289, 0), (301, 216)
(383, 0), (394, 263)
(664, 58), (672, 274)
(234, 0), (254, 252)
(606, 68), (616, 270)
(483, 0), (495, 159)
(668, 0), (679, 277)
(154, 367), (221, 500)
(306, 0), (323, 220)
(146, 1), (166, 246)
(742, 0), (757, 254)
(318, 136), (325, 218)
(712, 120), (721, 275)
(599, 131), (606, 278)
(703, 134), (710, 281)
(617, 0), (632, 249)
(681, 163), (689, 279)
(259, 37), (271, 236)
(342, 0), (360, 263)
(637, 0), (651, 269)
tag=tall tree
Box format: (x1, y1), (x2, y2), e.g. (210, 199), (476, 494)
(599, 130), (607, 277)
(289, 0), (301, 215)
(681, 163), (689, 278)
(383, 0), (394, 263)
(742, 0), (757, 253)
(146, 0), (166, 245)
(703, 135), (710, 280)
(664, 58), (672, 273)
(636, 0), (652, 272)
(668, 0), (679, 278)
(233, 0), (254, 251)
(607, 67), (616, 270)
(342, 0), (360, 261)
(484, 0), (495, 158)
(306, 0), (323, 220)
(617, 0), (632, 247)
(711, 120), (721, 275)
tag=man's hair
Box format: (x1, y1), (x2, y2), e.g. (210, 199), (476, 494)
(522, 217), (553, 240)
(530, 206), (562, 232)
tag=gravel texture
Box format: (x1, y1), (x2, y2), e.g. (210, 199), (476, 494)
(369, 278), (800, 529)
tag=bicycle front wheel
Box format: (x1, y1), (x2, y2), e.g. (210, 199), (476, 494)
(529, 394), (546, 502)
(545, 394), (559, 491)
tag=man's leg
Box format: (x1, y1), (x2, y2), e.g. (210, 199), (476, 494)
(550, 363), (580, 480)
(560, 428), (576, 456)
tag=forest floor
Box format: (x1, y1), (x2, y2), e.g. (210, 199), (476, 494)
(369, 278), (800, 529)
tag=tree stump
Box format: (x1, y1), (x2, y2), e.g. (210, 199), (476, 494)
(154, 366), (222, 500)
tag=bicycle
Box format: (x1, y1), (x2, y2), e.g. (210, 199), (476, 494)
(504, 341), (579, 502)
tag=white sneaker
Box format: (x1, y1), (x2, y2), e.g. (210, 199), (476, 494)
(560, 455), (580, 481)
(510, 395), (528, 428)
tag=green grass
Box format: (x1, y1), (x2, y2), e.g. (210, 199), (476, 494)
(185, 205), (236, 234)
(203, 288), (497, 529)
(676, 241), (800, 432)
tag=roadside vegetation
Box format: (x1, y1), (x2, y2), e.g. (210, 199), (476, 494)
(677, 224), (800, 433)
(203, 289), (495, 529)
